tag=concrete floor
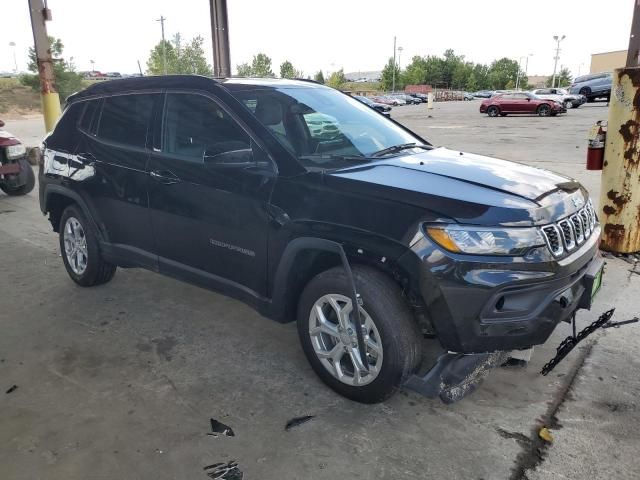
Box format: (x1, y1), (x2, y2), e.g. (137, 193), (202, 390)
(1, 101), (638, 480)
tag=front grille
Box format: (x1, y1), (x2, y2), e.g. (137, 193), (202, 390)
(541, 200), (598, 257)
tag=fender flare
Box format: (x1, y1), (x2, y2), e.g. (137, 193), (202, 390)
(42, 184), (108, 241)
(269, 236), (369, 367)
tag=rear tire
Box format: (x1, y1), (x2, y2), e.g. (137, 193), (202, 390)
(0, 159), (35, 196)
(297, 266), (421, 403)
(487, 106), (500, 117)
(59, 204), (116, 287)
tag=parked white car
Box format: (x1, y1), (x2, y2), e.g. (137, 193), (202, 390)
(531, 88), (586, 109)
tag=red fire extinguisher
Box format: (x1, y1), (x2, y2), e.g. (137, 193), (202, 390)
(586, 120), (607, 170)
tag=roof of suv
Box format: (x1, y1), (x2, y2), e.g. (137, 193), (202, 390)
(67, 75), (324, 102)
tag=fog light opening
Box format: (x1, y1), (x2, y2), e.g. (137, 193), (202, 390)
(495, 296), (505, 312)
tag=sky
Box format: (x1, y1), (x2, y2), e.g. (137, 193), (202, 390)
(1, 0), (633, 79)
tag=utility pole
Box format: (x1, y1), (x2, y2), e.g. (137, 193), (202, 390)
(156, 15), (167, 75)
(598, 0), (640, 253)
(391, 36), (396, 93)
(27, 0), (60, 133)
(209, 0), (231, 77)
(551, 35), (565, 88)
(515, 57), (523, 91)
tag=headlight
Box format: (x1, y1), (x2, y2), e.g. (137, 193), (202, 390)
(5, 144), (26, 160)
(426, 224), (546, 256)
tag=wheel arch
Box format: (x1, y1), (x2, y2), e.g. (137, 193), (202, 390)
(268, 237), (424, 325)
(42, 185), (107, 241)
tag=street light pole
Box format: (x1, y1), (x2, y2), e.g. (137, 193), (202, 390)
(515, 57), (523, 91)
(9, 42), (17, 73)
(551, 35), (565, 88)
(156, 15), (167, 75)
(392, 36), (396, 93)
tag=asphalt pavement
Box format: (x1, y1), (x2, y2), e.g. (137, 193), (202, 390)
(1, 101), (638, 480)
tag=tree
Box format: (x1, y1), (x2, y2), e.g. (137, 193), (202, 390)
(236, 62), (252, 77)
(251, 53), (275, 77)
(313, 70), (325, 83)
(279, 60), (301, 79)
(547, 67), (572, 87)
(326, 69), (347, 89)
(466, 71), (478, 92)
(380, 57), (401, 91)
(235, 53), (275, 77)
(487, 57), (519, 89)
(20, 36), (83, 103)
(146, 34), (212, 75)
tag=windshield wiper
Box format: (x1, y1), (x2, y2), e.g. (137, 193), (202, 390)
(371, 143), (430, 158)
(299, 153), (373, 162)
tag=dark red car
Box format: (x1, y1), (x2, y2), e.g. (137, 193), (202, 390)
(479, 92), (566, 117)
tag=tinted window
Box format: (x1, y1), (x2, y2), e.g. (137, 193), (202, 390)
(97, 94), (155, 148)
(47, 102), (84, 150)
(163, 93), (250, 159)
(230, 87), (422, 169)
(79, 99), (100, 133)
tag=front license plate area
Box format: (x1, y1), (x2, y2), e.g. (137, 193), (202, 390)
(579, 257), (605, 310)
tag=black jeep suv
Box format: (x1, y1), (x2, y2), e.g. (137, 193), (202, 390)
(39, 76), (604, 403)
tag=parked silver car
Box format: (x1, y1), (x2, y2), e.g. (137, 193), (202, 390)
(531, 88), (586, 109)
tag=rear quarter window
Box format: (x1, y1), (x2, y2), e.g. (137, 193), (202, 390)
(46, 102), (84, 152)
(79, 99), (101, 134)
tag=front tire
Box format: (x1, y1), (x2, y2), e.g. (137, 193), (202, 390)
(537, 104), (551, 117)
(297, 266), (421, 403)
(564, 100), (573, 109)
(487, 105), (500, 117)
(59, 205), (116, 287)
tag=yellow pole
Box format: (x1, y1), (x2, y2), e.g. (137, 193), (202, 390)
(41, 92), (61, 132)
(598, 68), (640, 253)
(28, 0), (61, 133)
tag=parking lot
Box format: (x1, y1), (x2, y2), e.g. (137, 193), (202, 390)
(2, 101), (639, 480)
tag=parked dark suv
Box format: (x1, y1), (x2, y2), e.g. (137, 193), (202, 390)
(39, 76), (604, 404)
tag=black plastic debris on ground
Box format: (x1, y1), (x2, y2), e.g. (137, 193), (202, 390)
(285, 415), (315, 431)
(208, 418), (235, 437)
(203, 461), (243, 479)
(5, 385), (17, 394)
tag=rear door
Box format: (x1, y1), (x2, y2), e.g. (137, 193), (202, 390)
(147, 91), (275, 297)
(76, 92), (161, 268)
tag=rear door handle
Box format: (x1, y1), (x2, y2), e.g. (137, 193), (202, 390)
(150, 169), (182, 185)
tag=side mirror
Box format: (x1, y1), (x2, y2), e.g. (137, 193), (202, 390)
(204, 148), (254, 169)
(0, 120), (5, 128)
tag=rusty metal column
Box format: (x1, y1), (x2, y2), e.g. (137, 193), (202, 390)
(599, 1), (640, 253)
(28, 0), (61, 132)
(209, 0), (231, 77)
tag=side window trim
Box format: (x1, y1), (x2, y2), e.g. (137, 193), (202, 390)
(157, 89), (277, 173)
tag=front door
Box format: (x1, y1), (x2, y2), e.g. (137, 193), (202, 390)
(147, 92), (275, 298)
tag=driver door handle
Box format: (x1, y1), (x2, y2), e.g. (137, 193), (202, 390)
(150, 169), (182, 185)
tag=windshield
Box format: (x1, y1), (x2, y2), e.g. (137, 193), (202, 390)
(230, 86), (425, 169)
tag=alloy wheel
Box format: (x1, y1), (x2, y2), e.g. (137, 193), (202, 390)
(308, 294), (383, 386)
(63, 217), (88, 275)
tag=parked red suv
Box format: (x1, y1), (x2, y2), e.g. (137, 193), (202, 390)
(480, 92), (566, 117)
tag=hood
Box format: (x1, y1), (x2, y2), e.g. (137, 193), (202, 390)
(326, 148), (586, 226)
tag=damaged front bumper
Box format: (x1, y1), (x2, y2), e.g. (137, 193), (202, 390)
(404, 351), (508, 404)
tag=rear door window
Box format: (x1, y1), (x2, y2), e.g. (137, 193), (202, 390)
(97, 94), (155, 148)
(79, 99), (100, 134)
